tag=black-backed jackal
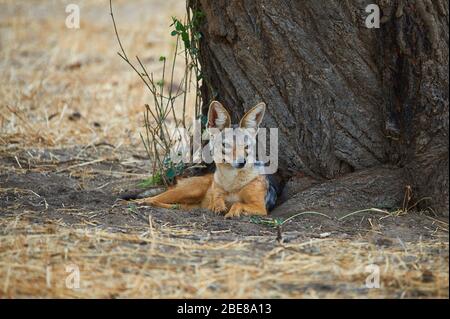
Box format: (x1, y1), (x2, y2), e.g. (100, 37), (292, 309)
(134, 101), (279, 218)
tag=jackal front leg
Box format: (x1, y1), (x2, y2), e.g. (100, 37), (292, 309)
(225, 177), (268, 218)
(225, 202), (267, 218)
(207, 183), (227, 214)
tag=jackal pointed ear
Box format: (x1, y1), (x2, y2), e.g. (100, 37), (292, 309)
(239, 102), (266, 130)
(208, 101), (231, 130)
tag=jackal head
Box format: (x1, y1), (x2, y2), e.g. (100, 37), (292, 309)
(207, 100), (266, 169)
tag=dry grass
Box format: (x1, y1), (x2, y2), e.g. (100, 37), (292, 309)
(0, 0), (195, 152)
(0, 215), (447, 298)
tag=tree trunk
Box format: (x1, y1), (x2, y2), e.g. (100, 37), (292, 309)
(190, 0), (449, 215)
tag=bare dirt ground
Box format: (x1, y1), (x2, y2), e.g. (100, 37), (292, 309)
(0, 1), (448, 298)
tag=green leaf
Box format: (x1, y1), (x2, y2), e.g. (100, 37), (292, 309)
(249, 216), (284, 228)
(165, 167), (175, 180)
(175, 20), (185, 32)
(128, 205), (137, 213)
(138, 173), (162, 188)
(175, 162), (185, 174)
(159, 56), (166, 61)
(163, 156), (172, 166)
(181, 32), (190, 49)
(194, 10), (205, 19)
(192, 10), (205, 27)
(170, 30), (178, 36)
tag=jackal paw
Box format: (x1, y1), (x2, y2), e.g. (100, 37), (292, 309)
(210, 201), (227, 214)
(225, 203), (243, 218)
(134, 198), (154, 205)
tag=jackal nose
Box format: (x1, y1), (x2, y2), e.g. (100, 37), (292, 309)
(232, 159), (246, 169)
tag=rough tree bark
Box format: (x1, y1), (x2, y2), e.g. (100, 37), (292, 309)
(190, 0), (449, 216)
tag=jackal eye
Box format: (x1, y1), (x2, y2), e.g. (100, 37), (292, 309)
(243, 145), (249, 155)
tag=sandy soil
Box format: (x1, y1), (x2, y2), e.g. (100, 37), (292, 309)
(0, 146), (448, 298)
